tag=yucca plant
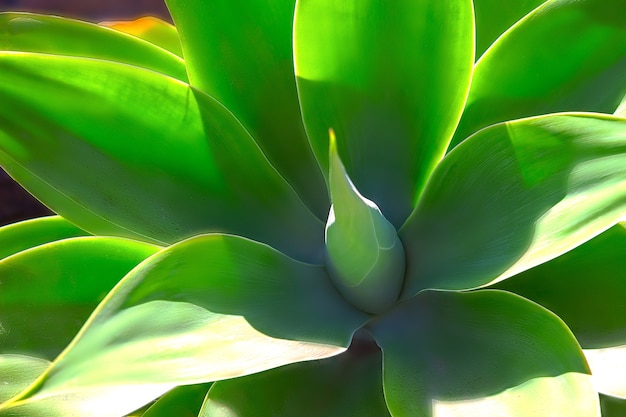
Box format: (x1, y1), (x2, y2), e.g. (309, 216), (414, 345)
(0, 0), (625, 416)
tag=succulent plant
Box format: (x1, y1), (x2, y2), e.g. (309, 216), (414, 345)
(1, 0), (625, 416)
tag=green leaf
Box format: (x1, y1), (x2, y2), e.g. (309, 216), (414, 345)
(369, 290), (599, 417)
(164, 0), (328, 219)
(0, 215), (87, 261)
(142, 384), (211, 417)
(0, 52), (324, 262)
(200, 331), (389, 417)
(600, 395), (626, 417)
(473, 0), (546, 58)
(325, 131), (404, 314)
(100, 17), (183, 58)
(294, 0), (474, 226)
(0, 12), (187, 81)
(0, 355), (50, 403)
(615, 93), (626, 117)
(0, 236), (159, 360)
(450, 0), (626, 148)
(0, 235), (368, 417)
(400, 113), (626, 297)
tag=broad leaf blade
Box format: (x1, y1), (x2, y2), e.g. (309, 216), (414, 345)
(451, 0), (626, 148)
(201, 332), (389, 417)
(100, 17), (183, 58)
(369, 290), (599, 417)
(0, 235), (368, 417)
(164, 0), (328, 219)
(0, 12), (187, 81)
(0, 215), (87, 261)
(295, 0), (474, 226)
(0, 237), (159, 360)
(0, 355), (50, 403)
(0, 53), (324, 262)
(473, 0), (546, 58)
(401, 113), (626, 297)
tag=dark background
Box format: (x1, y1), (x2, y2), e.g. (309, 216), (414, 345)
(0, 0), (171, 226)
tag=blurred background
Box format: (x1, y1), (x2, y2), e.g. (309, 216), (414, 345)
(0, 0), (171, 226)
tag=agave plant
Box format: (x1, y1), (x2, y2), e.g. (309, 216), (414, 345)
(1, 0), (625, 416)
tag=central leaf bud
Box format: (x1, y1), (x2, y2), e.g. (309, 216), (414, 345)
(324, 130), (405, 314)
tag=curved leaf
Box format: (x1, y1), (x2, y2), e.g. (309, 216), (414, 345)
(0, 52), (324, 262)
(201, 331), (389, 417)
(99, 17), (183, 58)
(473, 0), (546, 58)
(165, 0), (328, 219)
(369, 290), (599, 417)
(400, 113), (626, 297)
(0, 355), (50, 403)
(0, 12), (187, 81)
(0, 235), (368, 417)
(600, 394), (626, 416)
(142, 384), (211, 417)
(0, 215), (87, 261)
(294, 0), (474, 226)
(0, 237), (159, 360)
(451, 0), (626, 148)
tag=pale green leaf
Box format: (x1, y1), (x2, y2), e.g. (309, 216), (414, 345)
(369, 290), (599, 417)
(0, 12), (187, 81)
(0, 52), (324, 262)
(164, 0), (328, 218)
(0, 355), (50, 403)
(0, 235), (367, 417)
(401, 113), (626, 297)
(294, 0), (474, 226)
(451, 0), (626, 148)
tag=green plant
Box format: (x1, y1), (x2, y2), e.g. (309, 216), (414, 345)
(0, 0), (625, 415)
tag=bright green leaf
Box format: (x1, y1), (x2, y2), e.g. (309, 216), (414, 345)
(294, 0), (474, 226)
(0, 215), (87, 261)
(369, 290), (599, 417)
(400, 113), (626, 297)
(141, 384), (211, 417)
(451, 0), (626, 148)
(473, 0), (546, 58)
(0, 12), (187, 81)
(0, 355), (50, 403)
(164, 0), (328, 219)
(201, 331), (389, 417)
(100, 17), (183, 58)
(325, 131), (404, 314)
(0, 52), (324, 262)
(0, 235), (367, 417)
(0, 236), (159, 360)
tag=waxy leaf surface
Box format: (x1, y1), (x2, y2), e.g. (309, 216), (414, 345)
(100, 16), (183, 57)
(0, 12), (187, 81)
(295, 0), (474, 226)
(451, 0), (626, 148)
(0, 355), (50, 403)
(0, 53), (324, 262)
(369, 290), (599, 417)
(141, 384), (211, 417)
(401, 113), (626, 297)
(0, 235), (367, 417)
(165, 0), (328, 218)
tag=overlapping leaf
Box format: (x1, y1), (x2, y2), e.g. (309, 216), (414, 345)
(165, 0), (328, 218)
(294, 0), (474, 226)
(0, 355), (50, 403)
(0, 235), (367, 417)
(100, 16), (183, 57)
(401, 113), (626, 297)
(451, 0), (626, 148)
(0, 53), (324, 262)
(369, 290), (599, 417)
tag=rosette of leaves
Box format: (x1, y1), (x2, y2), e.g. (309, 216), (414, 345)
(0, 0), (625, 416)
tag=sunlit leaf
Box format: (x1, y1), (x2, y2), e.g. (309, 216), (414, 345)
(100, 17), (183, 58)
(294, 0), (474, 226)
(165, 0), (328, 218)
(0, 237), (159, 360)
(401, 113), (626, 297)
(0, 355), (50, 403)
(450, 0), (626, 148)
(0, 216), (87, 261)
(0, 12), (187, 81)
(369, 290), (599, 417)
(0, 52), (324, 262)
(0, 235), (367, 417)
